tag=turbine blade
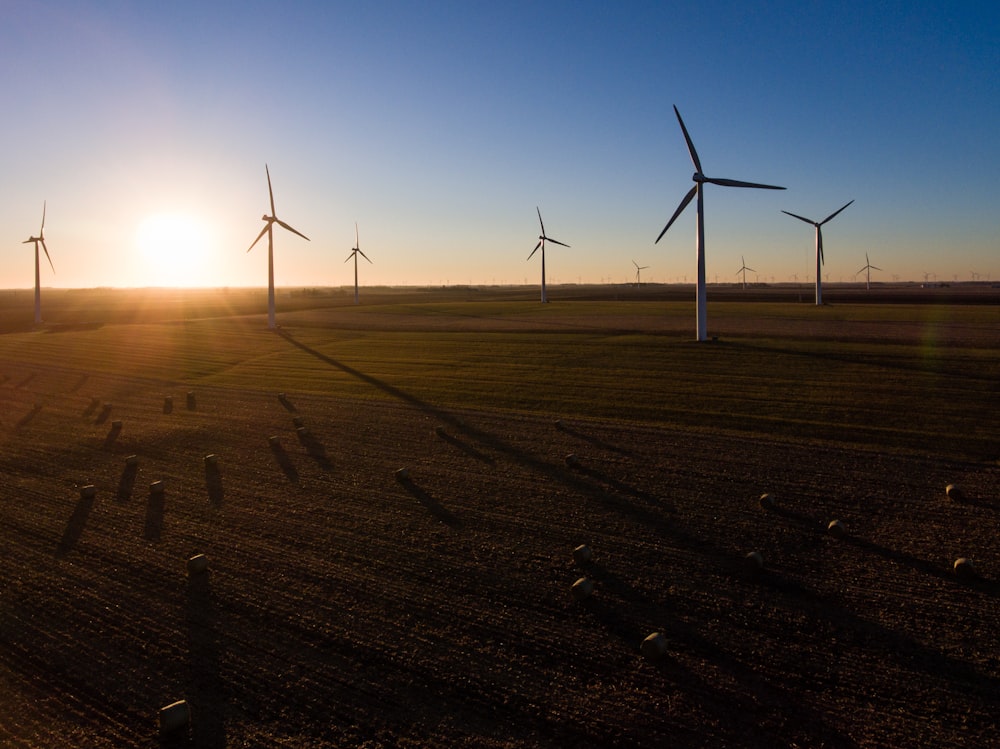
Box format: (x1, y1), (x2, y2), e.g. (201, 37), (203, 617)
(266, 165), (275, 216)
(546, 238), (570, 248)
(40, 201), (46, 232)
(819, 199), (854, 225)
(247, 223), (270, 252)
(359, 250), (373, 263)
(870, 265), (882, 271)
(536, 206), (545, 236)
(527, 240), (542, 260)
(746, 266), (756, 273)
(781, 210), (816, 225)
(275, 219), (310, 241)
(655, 185), (697, 243)
(41, 239), (54, 273)
(345, 252), (354, 263)
(707, 177), (785, 190)
(856, 266), (866, 275)
(633, 260), (639, 269)
(355, 221), (359, 247)
(672, 105), (702, 174)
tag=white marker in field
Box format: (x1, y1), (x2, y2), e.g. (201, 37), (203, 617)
(246, 165), (310, 329)
(656, 106), (785, 341)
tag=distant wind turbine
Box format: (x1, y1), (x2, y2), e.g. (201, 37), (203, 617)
(736, 255), (755, 290)
(655, 105), (785, 341)
(246, 165), (310, 329)
(781, 199), (853, 305)
(345, 222), (372, 304)
(856, 252), (881, 291)
(23, 201), (55, 325)
(633, 260), (649, 287)
(527, 207), (569, 303)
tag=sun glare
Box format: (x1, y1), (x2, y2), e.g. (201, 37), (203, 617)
(135, 213), (218, 287)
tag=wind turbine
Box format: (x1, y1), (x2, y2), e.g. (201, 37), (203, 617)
(345, 222), (372, 304)
(736, 255), (755, 290)
(23, 201), (55, 325)
(856, 252), (881, 290)
(655, 105), (785, 341)
(527, 207), (569, 303)
(246, 165), (310, 329)
(633, 260), (649, 287)
(781, 199), (853, 305)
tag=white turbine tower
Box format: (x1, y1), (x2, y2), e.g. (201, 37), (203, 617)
(737, 255), (755, 290)
(633, 260), (649, 287)
(781, 199), (853, 306)
(345, 222), (372, 304)
(246, 165), (310, 329)
(23, 201), (55, 325)
(655, 106), (785, 341)
(856, 252), (881, 291)
(527, 207), (569, 303)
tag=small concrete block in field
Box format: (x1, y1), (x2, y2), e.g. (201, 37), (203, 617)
(744, 551), (764, 574)
(827, 519), (846, 538)
(158, 700), (190, 738)
(186, 391), (196, 410)
(79, 485), (97, 499)
(187, 554), (209, 576)
(125, 454), (139, 466)
(149, 480), (165, 495)
(204, 454), (218, 466)
(640, 632), (668, 662)
(268, 435), (281, 448)
(564, 453), (580, 468)
(572, 544), (593, 565)
(111, 420), (122, 429)
(945, 484), (965, 502)
(953, 557), (978, 580)
(759, 493), (775, 510)
(395, 467), (410, 481)
(571, 577), (594, 600)
(292, 416), (304, 428)
(163, 396), (173, 414)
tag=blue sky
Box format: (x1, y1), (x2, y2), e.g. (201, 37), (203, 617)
(2, 1), (997, 288)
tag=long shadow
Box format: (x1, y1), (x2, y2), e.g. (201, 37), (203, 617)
(69, 373), (89, 393)
(205, 462), (224, 507)
(82, 397), (100, 419)
(145, 489), (165, 541)
(556, 421), (634, 456)
(95, 403), (112, 425)
(185, 570), (226, 748)
(117, 463), (139, 502)
(434, 426), (494, 464)
(269, 439), (299, 483)
(15, 372), (37, 389)
(572, 462), (672, 510)
(15, 404), (42, 430)
(56, 492), (95, 557)
(397, 476), (461, 527)
(296, 428), (332, 470)
(277, 393), (297, 413)
(104, 421), (122, 448)
(163, 396), (174, 414)
(844, 534), (997, 591)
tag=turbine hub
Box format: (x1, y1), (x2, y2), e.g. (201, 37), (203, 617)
(692, 172), (705, 182)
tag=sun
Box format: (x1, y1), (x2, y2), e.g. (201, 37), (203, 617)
(135, 213), (218, 287)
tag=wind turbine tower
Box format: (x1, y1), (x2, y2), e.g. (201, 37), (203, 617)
(781, 200), (853, 305)
(856, 252), (881, 291)
(23, 201), (55, 325)
(246, 165), (310, 329)
(345, 222), (372, 304)
(737, 256), (755, 290)
(633, 260), (649, 287)
(655, 106), (785, 341)
(527, 207), (569, 303)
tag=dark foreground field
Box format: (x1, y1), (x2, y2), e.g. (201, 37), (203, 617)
(1, 287), (998, 747)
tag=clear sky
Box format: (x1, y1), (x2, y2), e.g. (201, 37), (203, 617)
(2, 1), (997, 289)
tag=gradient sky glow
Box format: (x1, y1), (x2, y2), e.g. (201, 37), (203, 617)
(2, 1), (998, 289)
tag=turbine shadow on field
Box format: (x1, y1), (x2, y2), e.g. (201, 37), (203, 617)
(82, 397), (100, 418)
(15, 372), (37, 389)
(56, 491), (95, 557)
(556, 421), (634, 456)
(434, 427), (494, 464)
(186, 570), (226, 749)
(69, 373), (89, 393)
(15, 404), (42, 430)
